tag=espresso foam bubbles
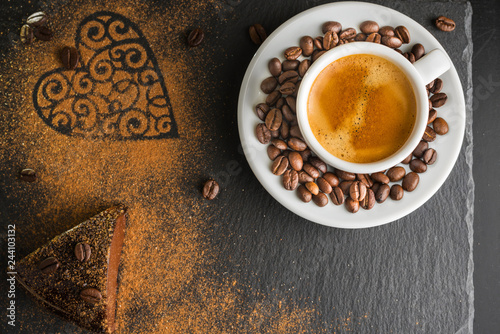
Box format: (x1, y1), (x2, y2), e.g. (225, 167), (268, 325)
(307, 54), (417, 163)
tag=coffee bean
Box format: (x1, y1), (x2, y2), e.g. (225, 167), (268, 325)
(19, 168), (36, 182)
(375, 184), (390, 203)
(27, 11), (49, 27)
(280, 121), (289, 139)
(299, 36), (314, 56)
(410, 159), (427, 173)
(387, 166), (406, 182)
(271, 138), (287, 150)
(280, 105), (294, 123)
(80, 288), (102, 304)
(345, 198), (360, 213)
(268, 58), (282, 77)
(38, 257), (60, 274)
(330, 187), (344, 205)
(75, 242), (91, 262)
(303, 163), (320, 179)
(299, 148), (312, 162)
(379, 27), (395, 38)
(366, 33), (381, 44)
(313, 192), (329, 207)
(255, 103), (269, 121)
(270, 129), (279, 138)
(322, 21), (342, 34)
(60, 46), (80, 70)
(430, 78), (443, 94)
(279, 81), (296, 95)
(382, 36), (402, 48)
(305, 181), (319, 196)
(395, 26), (410, 43)
(281, 60), (299, 72)
(422, 148), (437, 165)
(357, 174), (374, 188)
(202, 179), (219, 200)
(395, 48), (403, 55)
(435, 16), (456, 32)
(278, 70), (299, 85)
(339, 180), (354, 195)
(298, 59), (310, 78)
(371, 181), (381, 194)
(288, 137), (307, 151)
(355, 33), (367, 41)
(412, 140), (429, 158)
(335, 169), (356, 181)
(187, 28), (204, 47)
(285, 96), (297, 113)
(298, 171), (314, 184)
(249, 24), (267, 45)
(360, 20), (379, 34)
(265, 90), (281, 106)
(390, 184), (404, 201)
(309, 157), (327, 174)
(260, 77), (278, 94)
(361, 189), (375, 210)
(322, 172), (339, 188)
(339, 28), (356, 40)
(20, 24), (34, 45)
(422, 126), (437, 142)
(284, 46), (302, 60)
(316, 177), (332, 194)
(401, 153), (413, 164)
(433, 117), (449, 135)
(265, 109), (282, 131)
(283, 169), (299, 190)
(349, 181), (367, 202)
(291, 81), (301, 97)
(297, 184), (312, 203)
(311, 50), (326, 62)
(289, 125), (303, 140)
(33, 26), (53, 41)
(313, 36), (324, 50)
(404, 52), (416, 64)
(411, 43), (425, 60)
(276, 97), (286, 110)
(256, 124), (271, 144)
(267, 145), (281, 160)
(428, 109), (437, 124)
(371, 172), (389, 184)
(402, 172), (419, 192)
(430, 92), (447, 108)
(272, 156), (289, 176)
(288, 151), (303, 171)
(323, 31), (339, 50)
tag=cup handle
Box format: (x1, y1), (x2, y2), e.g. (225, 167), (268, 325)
(413, 49), (451, 85)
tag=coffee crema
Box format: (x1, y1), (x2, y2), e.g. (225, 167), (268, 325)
(307, 54), (417, 163)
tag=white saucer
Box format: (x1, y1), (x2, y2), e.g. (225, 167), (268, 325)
(237, 1), (466, 229)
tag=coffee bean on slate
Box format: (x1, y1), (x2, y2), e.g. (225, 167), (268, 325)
(360, 20), (379, 34)
(75, 242), (91, 262)
(255, 103), (269, 121)
(317, 177), (332, 194)
(288, 151), (303, 171)
(410, 159), (427, 173)
(297, 184), (312, 203)
(423, 126), (437, 142)
(265, 109), (282, 131)
(309, 157), (327, 174)
(279, 81), (296, 95)
(288, 137), (307, 151)
(80, 288), (102, 304)
(339, 180), (354, 195)
(371, 172), (389, 184)
(20, 24), (34, 45)
(260, 77), (278, 94)
(433, 117), (449, 135)
(272, 156), (289, 176)
(428, 109), (437, 124)
(322, 21), (342, 34)
(19, 168), (36, 182)
(402, 172), (420, 192)
(282, 60), (299, 71)
(313, 192), (329, 207)
(256, 124), (271, 144)
(303, 163), (320, 179)
(430, 92), (447, 108)
(361, 189), (375, 210)
(323, 31), (339, 50)
(375, 184), (390, 203)
(27, 11), (48, 27)
(311, 50), (326, 62)
(411, 43), (425, 60)
(38, 257), (60, 274)
(265, 90), (281, 106)
(271, 138), (287, 150)
(299, 148), (312, 162)
(339, 28), (356, 40)
(435, 16), (456, 32)
(401, 152), (413, 164)
(349, 181), (367, 202)
(298, 59), (310, 77)
(412, 140), (429, 158)
(268, 58), (282, 76)
(390, 184), (404, 201)
(280, 121), (289, 139)
(285, 96), (296, 113)
(335, 169), (356, 181)
(422, 148), (437, 165)
(299, 36), (314, 56)
(395, 26), (410, 43)
(60, 46), (80, 70)
(345, 198), (360, 213)
(187, 28), (204, 47)
(33, 25), (53, 41)
(284, 46), (302, 60)
(278, 70), (299, 85)
(386, 166), (406, 182)
(322, 172), (339, 187)
(366, 33), (381, 44)
(330, 187), (344, 205)
(298, 170), (314, 184)
(382, 36), (402, 48)
(429, 78), (443, 94)
(202, 179), (219, 200)
(267, 145), (281, 160)
(305, 181), (319, 195)
(249, 24), (267, 44)
(283, 169), (299, 191)
(355, 33), (367, 41)
(357, 174), (374, 188)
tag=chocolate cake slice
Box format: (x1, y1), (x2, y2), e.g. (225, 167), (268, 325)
(15, 205), (127, 333)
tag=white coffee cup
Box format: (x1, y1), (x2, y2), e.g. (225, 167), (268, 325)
(296, 42), (451, 174)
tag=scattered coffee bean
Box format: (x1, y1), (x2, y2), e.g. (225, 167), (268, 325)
(430, 92), (447, 108)
(311, 50), (326, 62)
(428, 98), (433, 111)
(390, 184), (404, 201)
(322, 21), (342, 34)
(435, 16), (456, 32)
(80, 288), (102, 304)
(75, 242), (91, 262)
(298, 148), (312, 162)
(297, 184), (312, 203)
(357, 174), (374, 188)
(339, 180), (354, 195)
(38, 257), (60, 274)
(429, 78), (443, 94)
(371, 172), (389, 184)
(402, 172), (419, 192)
(410, 158), (427, 173)
(33, 25), (53, 41)
(284, 46), (302, 60)
(433, 117), (449, 135)
(265, 109), (282, 131)
(298, 170), (314, 184)
(395, 26), (410, 43)
(382, 36), (402, 48)
(19, 168), (37, 182)
(422, 126), (437, 142)
(281, 105), (294, 123)
(288, 137), (307, 151)
(60, 46), (80, 70)
(335, 169), (356, 181)
(285, 96), (296, 112)
(404, 52), (416, 63)
(289, 125), (303, 139)
(283, 169), (299, 190)
(313, 36), (324, 50)
(276, 97), (286, 109)
(279, 81), (296, 95)
(27, 11), (48, 27)
(256, 123), (271, 144)
(428, 109), (437, 124)
(349, 181), (367, 202)
(271, 156), (289, 176)
(260, 77), (278, 94)
(401, 153), (413, 164)
(309, 157), (327, 174)
(280, 121), (289, 139)
(366, 33), (381, 44)
(412, 140), (429, 158)
(292, 81), (301, 97)
(270, 128), (279, 138)
(298, 59), (310, 77)
(313, 192), (329, 207)
(375, 184), (390, 203)
(422, 148), (437, 165)
(299, 36), (314, 56)
(187, 28), (204, 47)
(202, 179), (219, 200)
(303, 163), (320, 179)
(265, 90), (281, 106)
(386, 166), (406, 182)
(345, 198), (360, 213)
(305, 181), (319, 195)
(411, 43), (425, 60)
(355, 33), (367, 41)
(361, 189), (375, 210)
(322, 172), (339, 188)
(360, 20), (379, 34)
(255, 103), (269, 121)
(268, 58), (282, 76)
(378, 26), (395, 36)
(278, 70), (299, 85)
(323, 31), (339, 50)
(271, 138), (287, 150)
(339, 28), (356, 40)
(267, 145), (281, 160)
(20, 24), (34, 45)
(330, 186), (345, 205)
(288, 151), (303, 171)
(317, 177), (333, 194)
(249, 24), (267, 45)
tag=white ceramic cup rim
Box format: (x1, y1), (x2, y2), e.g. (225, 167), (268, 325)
(296, 42), (446, 174)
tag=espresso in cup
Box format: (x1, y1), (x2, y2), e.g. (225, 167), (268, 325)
(307, 54), (417, 163)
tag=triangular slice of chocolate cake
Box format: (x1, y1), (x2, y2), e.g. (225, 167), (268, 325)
(15, 205), (127, 333)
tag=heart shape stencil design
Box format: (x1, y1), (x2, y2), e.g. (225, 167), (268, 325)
(33, 11), (178, 140)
